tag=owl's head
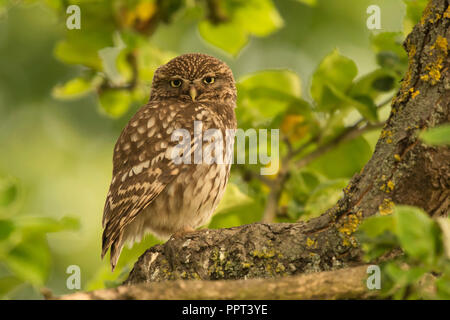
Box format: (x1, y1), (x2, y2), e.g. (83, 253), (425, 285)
(150, 53), (236, 106)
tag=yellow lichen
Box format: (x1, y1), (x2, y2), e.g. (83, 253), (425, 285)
(428, 58), (443, 85)
(387, 180), (395, 192)
(444, 6), (450, 19)
(342, 237), (350, 247)
(380, 180), (395, 193)
(431, 36), (448, 54)
(251, 248), (276, 259)
(275, 263), (285, 273)
(408, 44), (417, 62)
(420, 2), (434, 25)
(379, 199), (395, 216)
(306, 237), (317, 248)
(422, 36), (448, 85)
(380, 130), (393, 141)
(338, 213), (360, 236)
(410, 88), (420, 99)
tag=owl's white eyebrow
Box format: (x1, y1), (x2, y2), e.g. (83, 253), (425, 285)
(169, 76), (187, 81)
(201, 73), (216, 78)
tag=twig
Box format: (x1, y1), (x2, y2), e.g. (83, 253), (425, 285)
(238, 166), (275, 187)
(206, 0), (229, 24)
(99, 51), (138, 91)
(260, 120), (384, 222)
(294, 121), (384, 169)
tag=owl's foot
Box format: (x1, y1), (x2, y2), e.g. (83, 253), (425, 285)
(170, 226), (195, 239)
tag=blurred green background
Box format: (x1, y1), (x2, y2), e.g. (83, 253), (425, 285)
(0, 0), (425, 299)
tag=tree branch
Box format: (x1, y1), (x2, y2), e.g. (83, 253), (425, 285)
(294, 121), (384, 169)
(57, 265), (377, 300)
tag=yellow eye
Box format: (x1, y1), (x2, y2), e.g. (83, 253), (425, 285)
(203, 76), (215, 84)
(170, 79), (182, 87)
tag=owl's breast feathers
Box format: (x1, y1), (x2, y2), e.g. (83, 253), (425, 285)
(101, 99), (236, 268)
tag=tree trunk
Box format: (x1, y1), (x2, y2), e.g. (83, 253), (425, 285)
(59, 0), (449, 299)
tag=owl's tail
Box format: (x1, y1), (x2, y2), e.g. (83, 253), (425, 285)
(101, 229), (124, 272)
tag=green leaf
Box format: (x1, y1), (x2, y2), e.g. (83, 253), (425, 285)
(436, 273), (450, 299)
(0, 177), (18, 207)
(234, 0), (284, 37)
(209, 198), (264, 229)
(303, 179), (348, 218)
(0, 219), (15, 241)
(237, 70), (304, 125)
(420, 124), (450, 146)
(198, 0), (283, 55)
(54, 31), (114, 71)
(385, 263), (428, 291)
(308, 136), (372, 179)
(296, 0), (317, 6)
(0, 276), (23, 298)
(371, 75), (396, 92)
(215, 183), (253, 214)
(371, 32), (407, 57)
(198, 21), (248, 56)
(371, 32), (408, 74)
(239, 70), (302, 98)
(98, 90), (133, 118)
(358, 215), (398, 260)
(286, 170), (320, 203)
(395, 205), (441, 265)
(311, 49), (358, 112)
(5, 235), (51, 286)
(52, 77), (96, 100)
(403, 0), (429, 33)
(350, 68), (398, 100)
(346, 94), (378, 122)
(14, 216), (80, 234)
(358, 215), (396, 238)
(98, 32), (127, 85)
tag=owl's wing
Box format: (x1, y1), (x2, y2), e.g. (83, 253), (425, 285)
(101, 100), (198, 268)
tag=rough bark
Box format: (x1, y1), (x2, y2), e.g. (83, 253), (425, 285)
(58, 265), (377, 300)
(58, 0), (449, 299)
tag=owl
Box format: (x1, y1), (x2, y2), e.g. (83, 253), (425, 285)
(101, 53), (237, 270)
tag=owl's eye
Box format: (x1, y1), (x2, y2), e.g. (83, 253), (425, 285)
(170, 79), (182, 87)
(203, 76), (215, 84)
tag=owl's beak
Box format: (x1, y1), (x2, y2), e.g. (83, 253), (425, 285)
(189, 86), (197, 101)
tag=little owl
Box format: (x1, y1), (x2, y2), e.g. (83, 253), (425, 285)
(101, 53), (237, 270)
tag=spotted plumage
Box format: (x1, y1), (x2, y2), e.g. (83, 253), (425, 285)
(102, 53), (237, 270)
